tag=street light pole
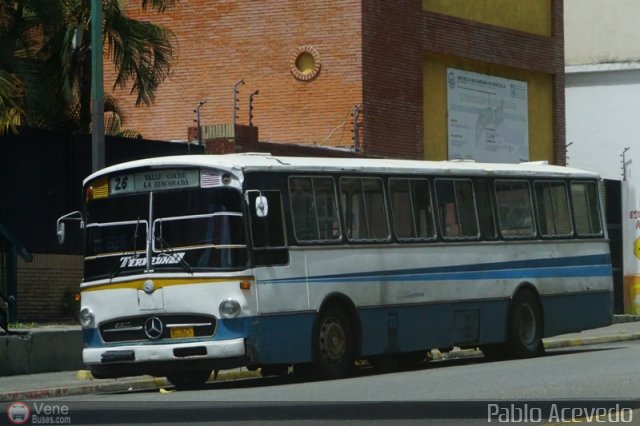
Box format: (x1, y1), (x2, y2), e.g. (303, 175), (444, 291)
(91, 0), (105, 172)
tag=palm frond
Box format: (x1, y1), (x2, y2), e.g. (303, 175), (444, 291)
(0, 69), (24, 134)
(105, 7), (175, 106)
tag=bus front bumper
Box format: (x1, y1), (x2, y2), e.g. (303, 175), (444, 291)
(83, 337), (246, 365)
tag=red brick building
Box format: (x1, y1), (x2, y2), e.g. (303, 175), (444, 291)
(109, 0), (565, 162)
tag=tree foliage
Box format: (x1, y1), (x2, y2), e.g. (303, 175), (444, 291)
(0, 0), (176, 136)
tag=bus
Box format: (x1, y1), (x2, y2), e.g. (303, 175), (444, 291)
(57, 154), (613, 387)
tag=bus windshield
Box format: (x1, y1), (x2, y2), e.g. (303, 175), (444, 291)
(84, 187), (248, 280)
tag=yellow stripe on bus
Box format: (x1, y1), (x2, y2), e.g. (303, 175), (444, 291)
(82, 276), (255, 292)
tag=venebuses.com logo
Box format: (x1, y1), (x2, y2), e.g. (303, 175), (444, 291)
(6, 401), (71, 424)
(6, 402), (30, 425)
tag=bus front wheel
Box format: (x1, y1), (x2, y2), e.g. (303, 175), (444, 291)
(508, 290), (544, 358)
(314, 305), (355, 379)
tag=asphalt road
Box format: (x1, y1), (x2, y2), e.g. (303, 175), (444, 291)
(36, 341), (640, 425)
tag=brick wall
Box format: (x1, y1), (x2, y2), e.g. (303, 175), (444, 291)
(17, 254), (83, 321)
(361, 0), (424, 159)
(107, 0), (564, 164)
(107, 0), (363, 149)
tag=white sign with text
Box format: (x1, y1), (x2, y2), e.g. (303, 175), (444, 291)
(447, 68), (529, 163)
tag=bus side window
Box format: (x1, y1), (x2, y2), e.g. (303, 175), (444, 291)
(534, 181), (573, 237)
(389, 178), (436, 241)
(495, 180), (536, 238)
(289, 177), (341, 243)
(475, 179), (497, 240)
(290, 177), (319, 241)
(571, 180), (603, 236)
(314, 179), (341, 240)
(434, 179), (479, 239)
(248, 190), (288, 266)
(340, 177), (390, 241)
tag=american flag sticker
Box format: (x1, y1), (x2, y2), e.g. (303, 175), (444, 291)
(200, 171), (222, 188)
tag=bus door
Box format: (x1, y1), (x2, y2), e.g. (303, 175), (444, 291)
(247, 190), (307, 314)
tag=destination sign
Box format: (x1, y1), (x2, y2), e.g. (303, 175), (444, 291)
(110, 169), (199, 195)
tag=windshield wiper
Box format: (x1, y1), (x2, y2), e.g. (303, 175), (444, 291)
(155, 234), (194, 275)
(108, 218), (142, 280)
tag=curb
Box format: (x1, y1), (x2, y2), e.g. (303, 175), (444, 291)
(543, 332), (640, 349)
(418, 332), (640, 361)
(3, 331), (640, 402)
(612, 315), (640, 323)
(0, 370), (261, 402)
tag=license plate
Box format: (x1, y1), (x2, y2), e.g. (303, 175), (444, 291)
(170, 326), (194, 338)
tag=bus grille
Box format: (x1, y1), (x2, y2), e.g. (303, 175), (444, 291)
(99, 314), (217, 343)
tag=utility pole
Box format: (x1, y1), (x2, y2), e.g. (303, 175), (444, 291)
(352, 105), (362, 152)
(193, 99), (207, 152)
(565, 141), (573, 165)
(249, 90), (259, 126)
(91, 0), (105, 172)
(622, 147), (631, 181)
(232, 79), (245, 129)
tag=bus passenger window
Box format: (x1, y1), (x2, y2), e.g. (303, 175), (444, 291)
(475, 179), (497, 240)
(340, 177), (390, 242)
(290, 178), (319, 241)
(571, 181), (603, 236)
(435, 179), (479, 239)
(534, 181), (573, 237)
(289, 177), (341, 243)
(495, 180), (536, 238)
(390, 178), (436, 241)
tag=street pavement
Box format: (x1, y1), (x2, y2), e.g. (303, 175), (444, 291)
(1, 316), (639, 402)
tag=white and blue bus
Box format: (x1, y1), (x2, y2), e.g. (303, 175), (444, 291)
(57, 154), (613, 387)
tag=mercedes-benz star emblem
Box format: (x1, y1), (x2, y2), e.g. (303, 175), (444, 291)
(144, 316), (163, 339)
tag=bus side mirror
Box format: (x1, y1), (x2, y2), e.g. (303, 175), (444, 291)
(255, 196), (269, 218)
(56, 211), (84, 245)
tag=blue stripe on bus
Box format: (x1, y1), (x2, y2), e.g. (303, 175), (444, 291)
(258, 253), (612, 285)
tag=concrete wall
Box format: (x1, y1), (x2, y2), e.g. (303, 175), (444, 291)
(0, 328), (83, 376)
(565, 0), (640, 66)
(565, 69), (640, 180)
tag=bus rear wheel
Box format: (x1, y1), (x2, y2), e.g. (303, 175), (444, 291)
(508, 290), (544, 358)
(166, 369), (211, 389)
(314, 305), (355, 379)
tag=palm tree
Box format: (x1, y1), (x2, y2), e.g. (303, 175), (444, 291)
(0, 0), (177, 135)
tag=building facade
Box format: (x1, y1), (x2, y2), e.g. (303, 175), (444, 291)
(565, 0), (640, 314)
(108, 0), (565, 163)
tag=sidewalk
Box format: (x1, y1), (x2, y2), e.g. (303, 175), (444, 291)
(2, 316), (640, 402)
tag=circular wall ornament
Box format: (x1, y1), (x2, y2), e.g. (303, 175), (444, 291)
(291, 45), (321, 81)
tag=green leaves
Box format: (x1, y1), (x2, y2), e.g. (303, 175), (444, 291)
(0, 0), (176, 135)
(105, 0), (175, 106)
(0, 69), (24, 134)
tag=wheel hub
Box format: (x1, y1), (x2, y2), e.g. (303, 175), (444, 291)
(319, 317), (346, 364)
(516, 304), (536, 345)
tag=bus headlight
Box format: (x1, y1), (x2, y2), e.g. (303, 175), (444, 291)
(219, 299), (241, 318)
(78, 308), (95, 328)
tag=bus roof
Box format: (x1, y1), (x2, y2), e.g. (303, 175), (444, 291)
(85, 153), (601, 185)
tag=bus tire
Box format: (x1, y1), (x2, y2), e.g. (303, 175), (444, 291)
(314, 305), (355, 379)
(166, 369), (211, 389)
(508, 289), (544, 358)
